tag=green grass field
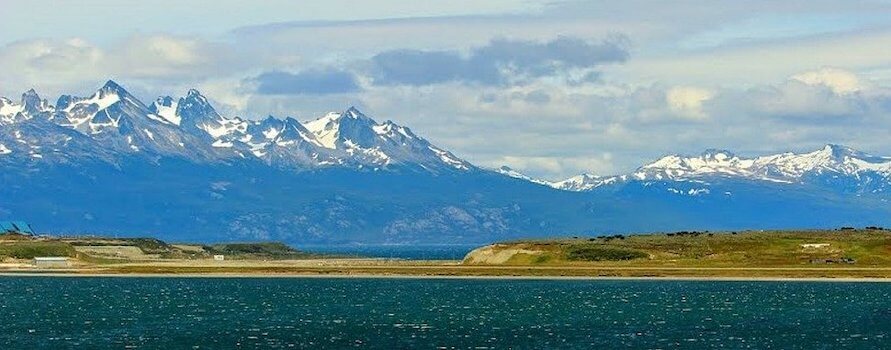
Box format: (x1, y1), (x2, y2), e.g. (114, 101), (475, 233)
(464, 229), (891, 267)
(4, 229), (891, 279)
(0, 241), (77, 259)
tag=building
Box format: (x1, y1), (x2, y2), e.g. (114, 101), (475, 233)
(0, 221), (35, 235)
(33, 257), (69, 268)
(213, 255), (225, 261)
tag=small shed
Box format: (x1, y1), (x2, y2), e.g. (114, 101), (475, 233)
(33, 257), (69, 268)
(213, 255), (225, 261)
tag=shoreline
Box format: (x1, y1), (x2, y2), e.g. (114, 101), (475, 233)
(1, 272), (890, 282)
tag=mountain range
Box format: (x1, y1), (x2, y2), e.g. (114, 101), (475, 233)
(2, 81), (890, 244)
(511, 145), (891, 195)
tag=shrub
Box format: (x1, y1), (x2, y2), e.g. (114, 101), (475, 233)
(565, 245), (647, 261)
(0, 242), (76, 259)
(208, 242), (308, 259)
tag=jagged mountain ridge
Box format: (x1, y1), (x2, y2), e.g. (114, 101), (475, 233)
(2, 80), (890, 244)
(0, 81), (471, 172)
(512, 145), (891, 194)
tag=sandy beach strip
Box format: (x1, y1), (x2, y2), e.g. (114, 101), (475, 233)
(1, 271), (890, 282)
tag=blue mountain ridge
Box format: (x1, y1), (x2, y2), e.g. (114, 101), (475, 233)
(1, 81), (889, 244)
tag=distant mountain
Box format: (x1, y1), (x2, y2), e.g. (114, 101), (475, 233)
(540, 145), (891, 195)
(2, 81), (890, 245)
(0, 80), (470, 172)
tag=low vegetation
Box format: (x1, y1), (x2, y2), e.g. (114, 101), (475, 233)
(464, 228), (891, 267)
(4, 229), (891, 279)
(0, 234), (318, 262)
(207, 242), (318, 260)
(0, 240), (77, 259)
(565, 245), (648, 262)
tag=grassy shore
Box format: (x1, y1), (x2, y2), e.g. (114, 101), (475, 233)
(464, 229), (891, 267)
(2, 229), (890, 279)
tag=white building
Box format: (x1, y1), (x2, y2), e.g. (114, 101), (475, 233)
(33, 257), (69, 268)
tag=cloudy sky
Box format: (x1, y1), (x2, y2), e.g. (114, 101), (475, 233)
(2, 0), (891, 179)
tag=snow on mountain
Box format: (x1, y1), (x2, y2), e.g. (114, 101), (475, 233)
(148, 96), (180, 125)
(175, 89), (244, 139)
(550, 173), (624, 191)
(633, 149), (776, 182)
(4, 82), (891, 244)
(0, 81), (473, 172)
(545, 145), (891, 194)
(755, 144), (891, 179)
(492, 166), (627, 191)
(632, 145), (891, 183)
(1, 89), (52, 125)
(302, 107), (472, 171)
(494, 166), (554, 186)
(8, 80), (888, 195)
(55, 81), (134, 134)
(0, 97), (25, 124)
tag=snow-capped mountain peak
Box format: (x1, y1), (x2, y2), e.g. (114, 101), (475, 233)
(543, 144), (891, 193)
(304, 111), (350, 149)
(302, 107), (375, 147)
(98, 80), (130, 96)
(342, 106), (369, 120)
(0, 81), (474, 173)
(302, 107), (472, 171)
(175, 89), (229, 136)
(551, 173), (624, 191)
(757, 144), (891, 178)
(637, 149), (757, 180)
(638, 144), (891, 181)
(21, 89), (50, 116)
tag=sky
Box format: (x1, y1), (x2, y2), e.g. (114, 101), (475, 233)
(2, 0), (891, 180)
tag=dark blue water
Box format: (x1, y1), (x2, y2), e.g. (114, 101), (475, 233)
(0, 277), (888, 349)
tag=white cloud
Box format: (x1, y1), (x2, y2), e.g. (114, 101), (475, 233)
(790, 67), (864, 95)
(0, 35), (247, 98)
(0, 38), (104, 95)
(3, 2), (891, 180)
(110, 35), (244, 81)
(666, 86), (713, 120)
(490, 154), (617, 180)
(615, 28), (891, 87)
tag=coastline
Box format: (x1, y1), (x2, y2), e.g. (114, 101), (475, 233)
(2, 271), (890, 282)
(4, 229), (890, 281)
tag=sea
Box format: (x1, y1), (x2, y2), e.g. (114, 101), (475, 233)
(0, 277), (888, 349)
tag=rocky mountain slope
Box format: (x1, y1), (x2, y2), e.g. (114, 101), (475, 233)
(2, 81), (889, 244)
